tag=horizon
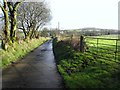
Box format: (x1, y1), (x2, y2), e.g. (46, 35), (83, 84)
(48, 27), (118, 31)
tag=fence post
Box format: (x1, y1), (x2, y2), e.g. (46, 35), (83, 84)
(70, 34), (73, 44)
(80, 35), (84, 52)
(115, 40), (117, 60)
(97, 38), (99, 54)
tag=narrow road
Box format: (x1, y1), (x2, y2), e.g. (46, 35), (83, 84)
(2, 40), (63, 88)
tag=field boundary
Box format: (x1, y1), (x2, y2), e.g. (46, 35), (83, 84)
(85, 36), (120, 60)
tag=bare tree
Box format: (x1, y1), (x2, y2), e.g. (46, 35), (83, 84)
(7, 2), (21, 42)
(0, 0), (21, 49)
(0, 0), (10, 43)
(17, 2), (51, 39)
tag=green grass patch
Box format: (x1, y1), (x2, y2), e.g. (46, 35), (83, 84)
(53, 38), (120, 89)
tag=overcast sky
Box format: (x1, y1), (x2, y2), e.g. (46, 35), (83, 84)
(0, 0), (119, 30)
(47, 0), (119, 30)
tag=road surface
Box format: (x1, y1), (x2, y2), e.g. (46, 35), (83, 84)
(2, 39), (63, 88)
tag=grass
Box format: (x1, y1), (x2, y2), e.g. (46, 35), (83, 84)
(86, 34), (119, 39)
(97, 34), (119, 39)
(53, 35), (120, 89)
(85, 35), (120, 60)
(0, 37), (50, 68)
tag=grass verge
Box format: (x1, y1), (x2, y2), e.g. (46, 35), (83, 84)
(0, 37), (50, 69)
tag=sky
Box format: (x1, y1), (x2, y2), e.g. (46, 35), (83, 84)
(0, 0), (119, 30)
(46, 0), (119, 30)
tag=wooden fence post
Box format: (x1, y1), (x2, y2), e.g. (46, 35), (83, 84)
(115, 40), (118, 60)
(80, 35), (84, 52)
(97, 38), (99, 54)
(70, 34), (73, 44)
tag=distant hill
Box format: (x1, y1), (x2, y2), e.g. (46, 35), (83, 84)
(80, 27), (118, 31)
(58, 27), (118, 36)
(60, 27), (118, 31)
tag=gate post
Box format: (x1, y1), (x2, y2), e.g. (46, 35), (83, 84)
(80, 35), (84, 52)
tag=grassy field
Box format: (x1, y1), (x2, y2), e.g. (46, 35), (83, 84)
(87, 34), (119, 39)
(53, 35), (120, 88)
(0, 37), (50, 68)
(85, 35), (120, 61)
(86, 34), (119, 44)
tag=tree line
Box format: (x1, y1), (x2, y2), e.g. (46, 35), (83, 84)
(0, 0), (51, 50)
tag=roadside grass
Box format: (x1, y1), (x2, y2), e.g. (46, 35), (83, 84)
(53, 37), (120, 88)
(0, 37), (50, 68)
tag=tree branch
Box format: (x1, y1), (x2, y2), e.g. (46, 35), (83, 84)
(3, 0), (8, 9)
(7, 2), (13, 12)
(0, 3), (5, 12)
(14, 2), (21, 11)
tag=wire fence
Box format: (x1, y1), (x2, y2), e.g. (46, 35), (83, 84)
(85, 36), (120, 61)
(59, 35), (120, 61)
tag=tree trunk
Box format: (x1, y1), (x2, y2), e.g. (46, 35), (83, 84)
(4, 10), (10, 42)
(30, 30), (34, 39)
(8, 2), (21, 43)
(1, 9), (10, 50)
(10, 11), (17, 43)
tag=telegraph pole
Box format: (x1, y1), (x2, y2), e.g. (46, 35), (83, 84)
(57, 22), (60, 37)
(58, 22), (60, 30)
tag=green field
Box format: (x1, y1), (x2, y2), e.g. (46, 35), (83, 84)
(53, 35), (120, 88)
(85, 35), (120, 61)
(86, 34), (119, 39)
